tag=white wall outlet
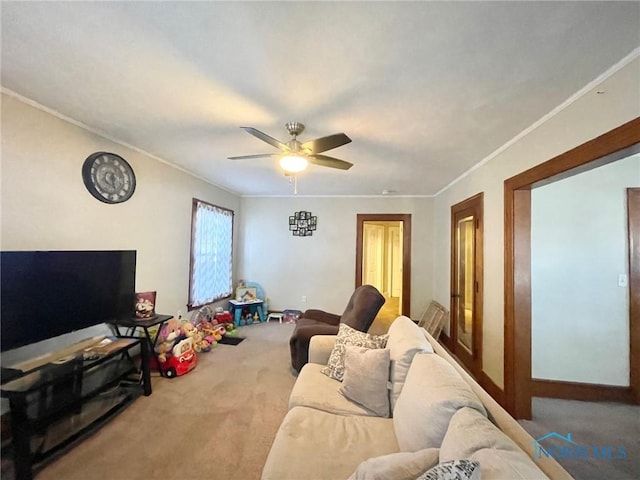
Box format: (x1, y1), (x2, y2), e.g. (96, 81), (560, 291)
(301, 295), (307, 303)
(618, 274), (628, 287)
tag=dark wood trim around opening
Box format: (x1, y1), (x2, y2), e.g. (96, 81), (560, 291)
(504, 117), (640, 419)
(628, 188), (640, 404)
(482, 372), (507, 407)
(449, 193), (484, 380)
(356, 214), (412, 317)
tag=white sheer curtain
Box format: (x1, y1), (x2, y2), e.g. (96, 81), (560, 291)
(189, 200), (233, 307)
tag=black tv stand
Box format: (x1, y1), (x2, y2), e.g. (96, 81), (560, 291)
(1, 367), (23, 384)
(0, 337), (150, 480)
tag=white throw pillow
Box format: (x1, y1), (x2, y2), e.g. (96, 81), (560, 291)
(440, 407), (548, 479)
(321, 323), (388, 381)
(416, 460), (481, 480)
(386, 315), (434, 412)
(347, 448), (440, 480)
(393, 353), (486, 451)
(340, 346), (391, 417)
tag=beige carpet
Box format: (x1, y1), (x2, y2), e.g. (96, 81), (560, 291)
(519, 397), (640, 480)
(31, 322), (296, 480)
(368, 296), (400, 335)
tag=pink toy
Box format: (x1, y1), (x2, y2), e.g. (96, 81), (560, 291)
(155, 317), (182, 362)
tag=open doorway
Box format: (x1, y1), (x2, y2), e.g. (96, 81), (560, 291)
(504, 117), (640, 419)
(356, 214), (411, 333)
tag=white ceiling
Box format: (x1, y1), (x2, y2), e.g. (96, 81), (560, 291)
(2, 1), (639, 196)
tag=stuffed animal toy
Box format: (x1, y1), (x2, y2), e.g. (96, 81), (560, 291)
(161, 317), (182, 342)
(155, 341), (172, 363)
(180, 321), (197, 340)
(155, 317), (182, 362)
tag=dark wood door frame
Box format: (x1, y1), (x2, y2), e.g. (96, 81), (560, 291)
(628, 187), (640, 405)
(356, 214), (411, 317)
(450, 193), (484, 380)
(504, 117), (640, 419)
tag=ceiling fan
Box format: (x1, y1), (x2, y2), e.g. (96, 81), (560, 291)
(228, 122), (353, 173)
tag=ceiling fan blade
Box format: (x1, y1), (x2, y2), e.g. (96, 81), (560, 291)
(308, 154), (353, 170)
(228, 153), (279, 160)
(241, 127), (289, 152)
(301, 133), (352, 154)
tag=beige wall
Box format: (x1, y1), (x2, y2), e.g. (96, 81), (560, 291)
(432, 57), (640, 388)
(238, 196), (434, 318)
(531, 154), (640, 386)
(2, 54), (638, 394)
(1, 93), (241, 324)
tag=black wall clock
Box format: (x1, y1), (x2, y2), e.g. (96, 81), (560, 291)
(82, 152), (136, 204)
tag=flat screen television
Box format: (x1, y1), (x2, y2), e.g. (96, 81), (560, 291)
(1, 250), (136, 352)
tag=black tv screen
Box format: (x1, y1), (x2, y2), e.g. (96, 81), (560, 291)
(1, 250), (136, 352)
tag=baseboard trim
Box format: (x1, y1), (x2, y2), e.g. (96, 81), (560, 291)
(439, 331), (451, 350)
(481, 372), (506, 408)
(531, 378), (635, 403)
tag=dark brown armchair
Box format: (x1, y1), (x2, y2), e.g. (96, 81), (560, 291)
(289, 285), (385, 373)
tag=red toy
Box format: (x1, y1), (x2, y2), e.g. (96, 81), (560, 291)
(159, 338), (197, 378)
(215, 311), (232, 323)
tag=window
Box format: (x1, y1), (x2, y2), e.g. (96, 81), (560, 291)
(188, 199), (233, 309)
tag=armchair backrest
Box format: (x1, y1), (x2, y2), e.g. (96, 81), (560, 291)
(340, 285), (386, 332)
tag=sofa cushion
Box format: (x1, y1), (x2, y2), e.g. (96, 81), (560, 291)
(347, 448), (440, 480)
(289, 363), (379, 416)
(322, 323), (388, 381)
(386, 315), (434, 412)
(440, 407), (548, 479)
(393, 353), (487, 451)
(261, 406), (398, 480)
(340, 346), (391, 417)
(416, 460), (481, 480)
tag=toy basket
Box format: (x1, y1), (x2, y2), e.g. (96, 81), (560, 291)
(283, 309), (302, 324)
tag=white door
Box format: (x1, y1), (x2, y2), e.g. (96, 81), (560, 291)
(389, 225), (403, 297)
(363, 223), (384, 291)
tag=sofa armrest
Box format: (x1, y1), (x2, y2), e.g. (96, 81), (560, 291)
(302, 309), (341, 326)
(308, 335), (336, 365)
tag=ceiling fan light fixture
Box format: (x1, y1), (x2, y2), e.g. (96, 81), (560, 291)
(280, 155), (308, 173)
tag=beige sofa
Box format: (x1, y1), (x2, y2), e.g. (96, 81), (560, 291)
(262, 316), (573, 480)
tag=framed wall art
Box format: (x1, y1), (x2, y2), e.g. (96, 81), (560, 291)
(289, 211), (317, 236)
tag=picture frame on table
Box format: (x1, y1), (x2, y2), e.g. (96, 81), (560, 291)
(135, 291), (156, 319)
